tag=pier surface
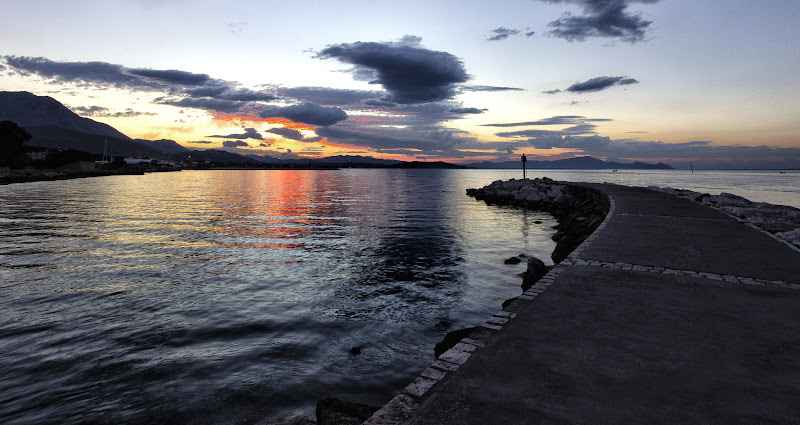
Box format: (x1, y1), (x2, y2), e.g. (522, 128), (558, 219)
(367, 183), (800, 425)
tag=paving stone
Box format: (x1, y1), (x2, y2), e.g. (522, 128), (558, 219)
(420, 367), (447, 381)
(438, 348), (472, 365)
(452, 342), (477, 353)
(485, 317), (508, 325)
(431, 360), (459, 372)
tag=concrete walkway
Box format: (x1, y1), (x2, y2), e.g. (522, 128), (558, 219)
(366, 184), (800, 425)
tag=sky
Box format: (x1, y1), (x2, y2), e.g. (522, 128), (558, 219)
(1, 0), (799, 168)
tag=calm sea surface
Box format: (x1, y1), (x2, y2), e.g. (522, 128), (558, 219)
(1, 168), (798, 424)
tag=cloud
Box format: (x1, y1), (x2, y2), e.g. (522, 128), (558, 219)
(483, 115), (612, 128)
(257, 103), (348, 126)
(208, 127), (263, 140)
(487, 27), (521, 41)
(462, 85), (524, 92)
(497, 123), (599, 138)
(222, 140), (250, 147)
(70, 105), (157, 118)
(279, 87), (384, 106)
(447, 107), (488, 114)
(125, 68), (210, 86)
(154, 96), (246, 113)
(542, 89), (562, 94)
(566, 76), (639, 92)
(316, 36), (470, 104)
(538, 0), (659, 43)
(2, 55), (277, 113)
(265, 126), (324, 143)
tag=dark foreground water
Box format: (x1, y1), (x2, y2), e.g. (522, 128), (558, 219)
(0, 169), (558, 424)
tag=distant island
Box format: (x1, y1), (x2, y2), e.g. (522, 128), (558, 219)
(1, 90), (671, 171)
(467, 156), (673, 170)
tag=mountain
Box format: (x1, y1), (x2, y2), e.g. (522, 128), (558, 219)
(167, 149), (262, 165)
(315, 155), (403, 166)
(0, 91), (131, 140)
(134, 139), (189, 154)
(468, 156), (673, 170)
(25, 125), (160, 158)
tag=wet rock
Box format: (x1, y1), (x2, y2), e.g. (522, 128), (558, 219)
(467, 179), (610, 265)
(434, 327), (477, 358)
(348, 346), (362, 356)
(316, 398), (380, 425)
(504, 256), (522, 264)
(521, 257), (549, 291)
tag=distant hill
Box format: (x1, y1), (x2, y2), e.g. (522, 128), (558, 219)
(316, 155), (403, 166)
(133, 139), (188, 154)
(25, 126), (160, 158)
(0, 91), (131, 140)
(391, 161), (468, 169)
(468, 156), (673, 170)
(167, 149), (262, 165)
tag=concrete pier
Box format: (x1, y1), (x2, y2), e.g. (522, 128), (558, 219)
(366, 183), (800, 425)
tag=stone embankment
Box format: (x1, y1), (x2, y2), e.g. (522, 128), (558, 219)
(466, 177), (610, 263)
(648, 186), (800, 249)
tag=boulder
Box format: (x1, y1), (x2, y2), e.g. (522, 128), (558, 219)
(521, 257), (548, 291)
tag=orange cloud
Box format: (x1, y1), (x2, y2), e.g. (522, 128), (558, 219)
(212, 113), (316, 132)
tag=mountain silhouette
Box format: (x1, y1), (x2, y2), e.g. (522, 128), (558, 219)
(0, 91), (131, 140)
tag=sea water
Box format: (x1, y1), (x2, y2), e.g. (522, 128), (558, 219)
(1, 168), (797, 424)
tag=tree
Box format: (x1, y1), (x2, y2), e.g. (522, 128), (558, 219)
(0, 120), (32, 168)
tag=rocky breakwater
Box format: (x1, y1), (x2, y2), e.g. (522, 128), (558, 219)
(466, 177), (610, 263)
(649, 187), (800, 249)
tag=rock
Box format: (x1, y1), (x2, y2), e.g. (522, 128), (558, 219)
(502, 297), (518, 309)
(504, 256), (522, 264)
(435, 327), (477, 358)
(348, 346), (362, 356)
(521, 257), (548, 291)
(316, 398), (380, 425)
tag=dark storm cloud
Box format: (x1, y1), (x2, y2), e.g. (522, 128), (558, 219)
(70, 105), (157, 117)
(462, 85), (524, 92)
(566, 76), (639, 92)
(483, 115), (612, 128)
(265, 127), (324, 143)
(487, 27), (521, 41)
(538, 0), (659, 43)
(279, 87), (385, 106)
(316, 37), (470, 104)
(208, 127), (263, 140)
(222, 140), (250, 147)
(257, 103), (348, 126)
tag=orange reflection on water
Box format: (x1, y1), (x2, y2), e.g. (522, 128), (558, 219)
(204, 170), (347, 246)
